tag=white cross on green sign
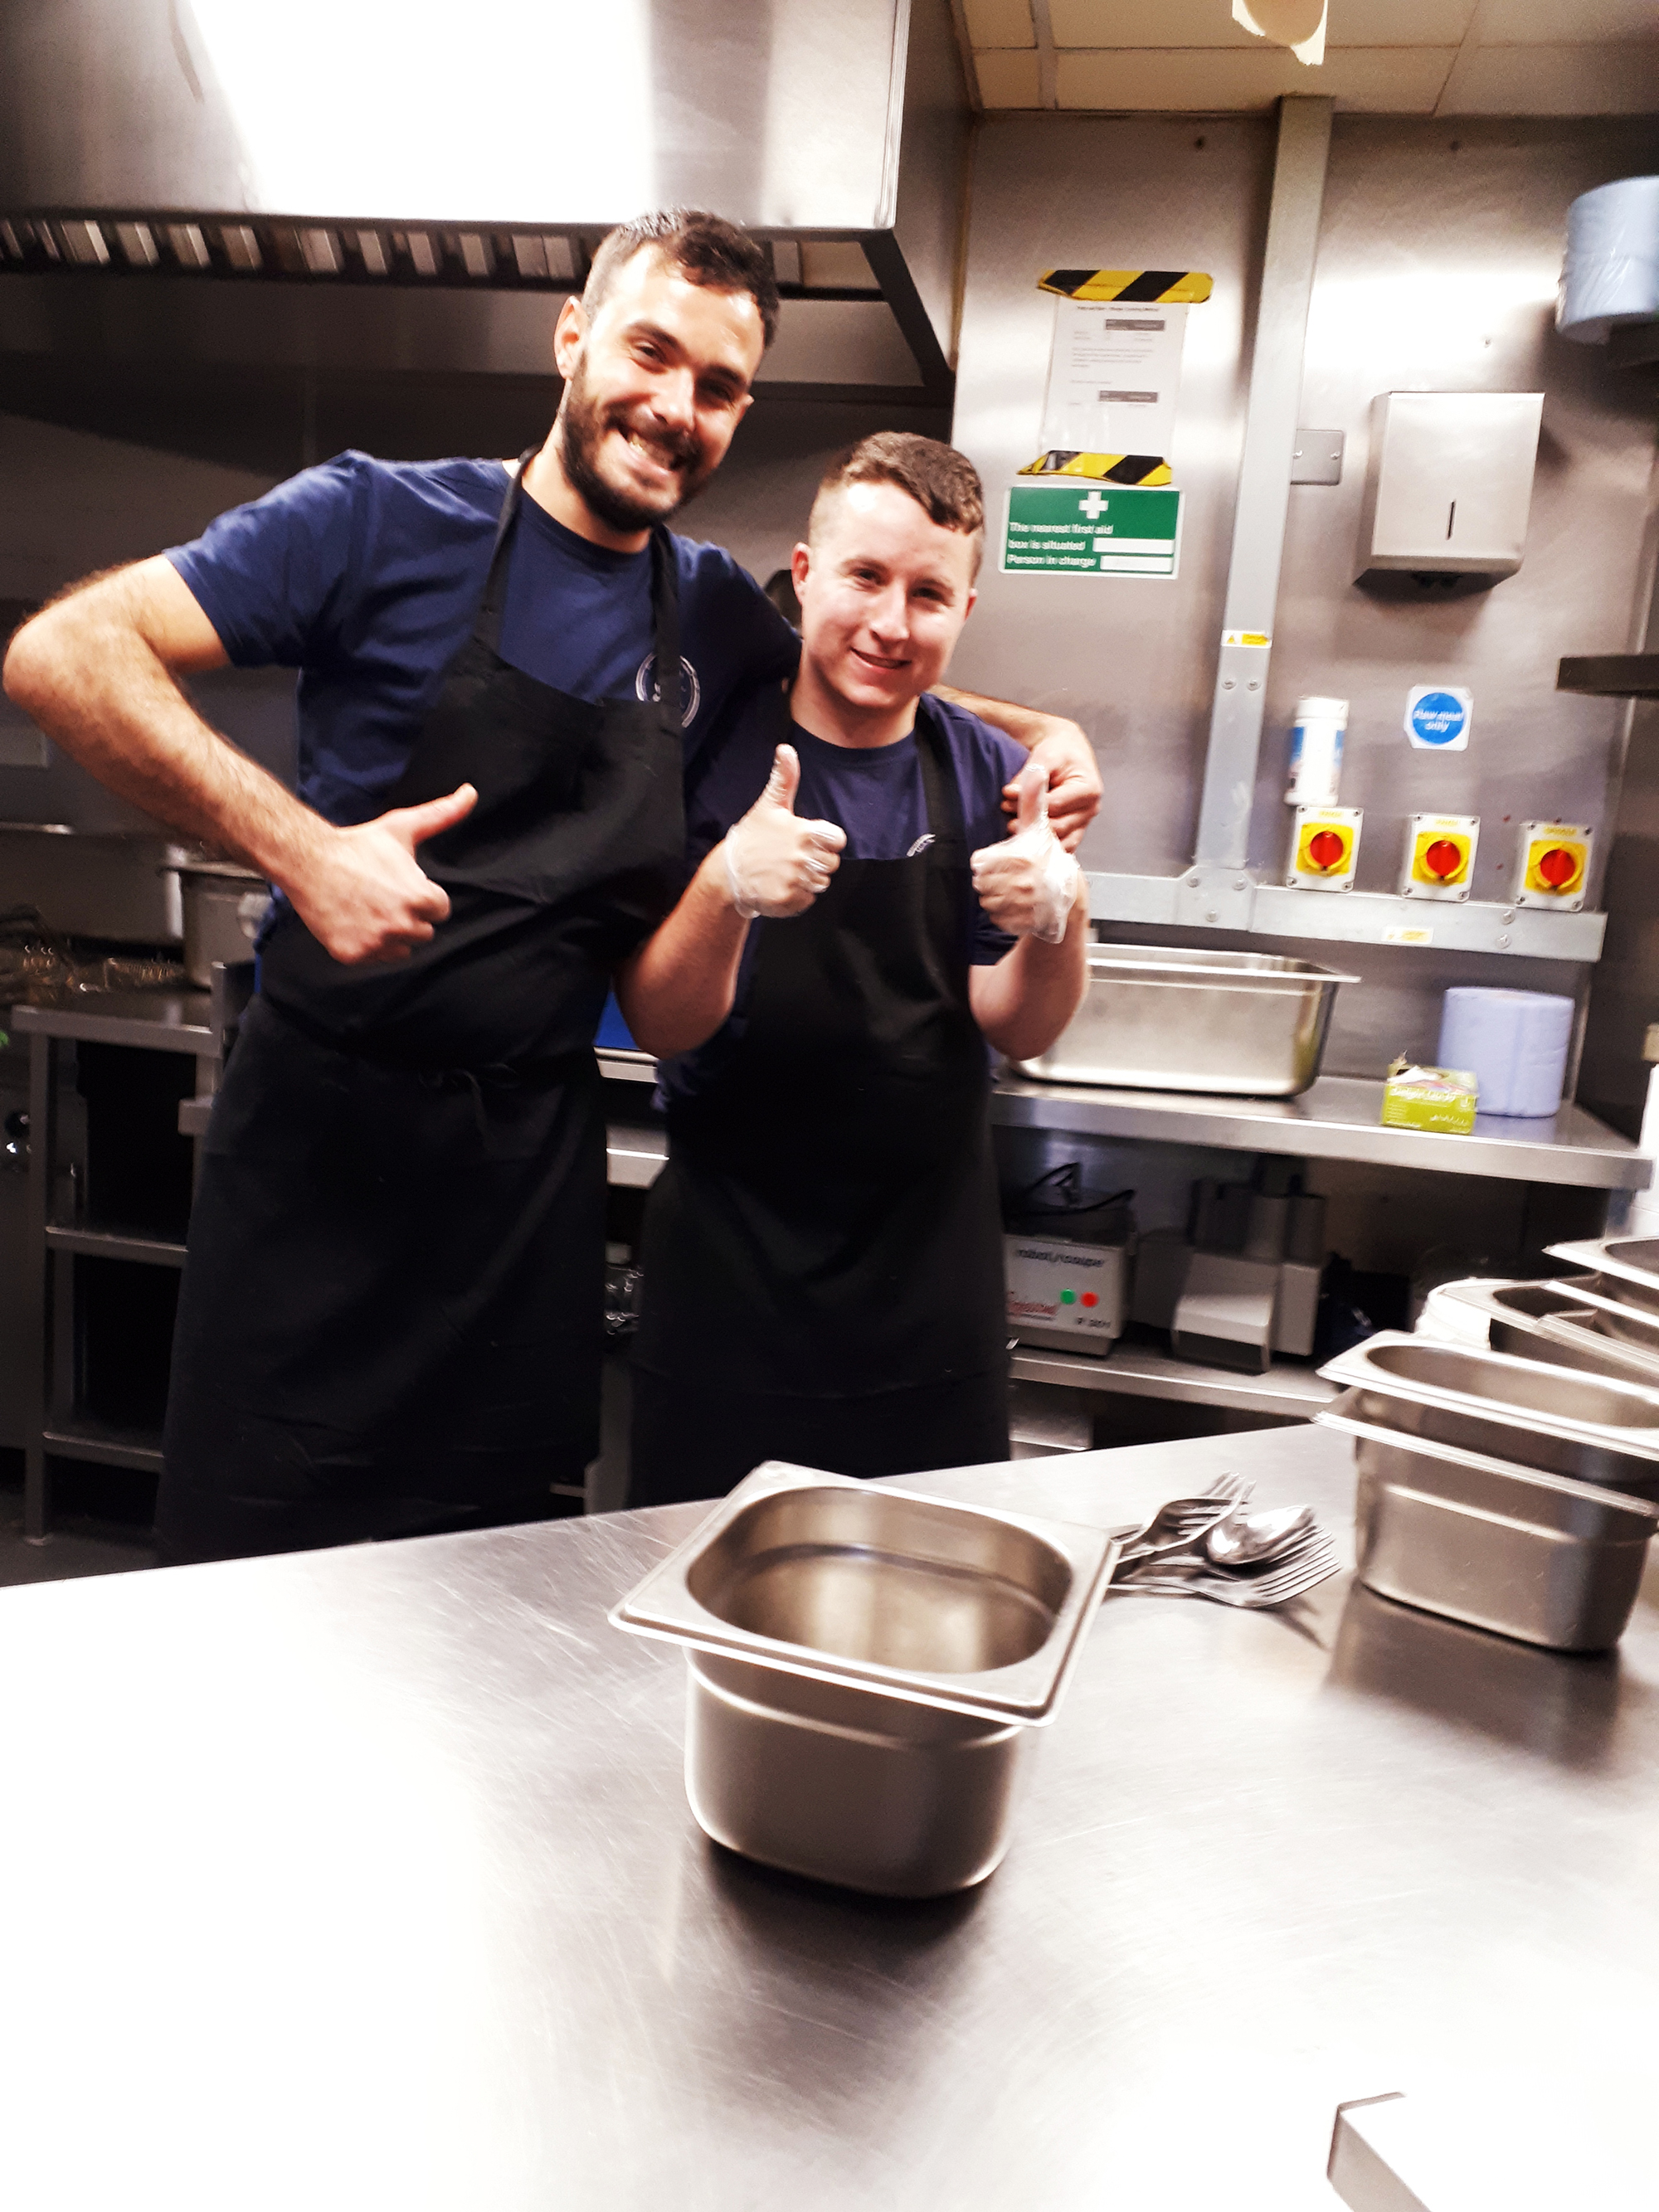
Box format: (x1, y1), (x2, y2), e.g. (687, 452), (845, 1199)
(1001, 482), (1182, 578)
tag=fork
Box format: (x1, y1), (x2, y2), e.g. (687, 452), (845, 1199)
(1114, 1533), (1342, 1609)
(1114, 1473), (1253, 1568)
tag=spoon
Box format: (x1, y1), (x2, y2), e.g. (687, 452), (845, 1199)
(1204, 1501), (1316, 1568)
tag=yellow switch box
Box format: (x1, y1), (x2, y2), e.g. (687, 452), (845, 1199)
(1399, 813), (1478, 902)
(1288, 805), (1361, 892)
(1514, 822), (1592, 911)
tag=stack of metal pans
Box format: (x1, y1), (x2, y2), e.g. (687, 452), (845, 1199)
(1317, 1325), (1659, 1651)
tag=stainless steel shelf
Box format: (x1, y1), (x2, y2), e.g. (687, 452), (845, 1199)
(45, 1223), (187, 1267)
(991, 1073), (1650, 1191)
(1010, 1339), (1337, 1420)
(41, 1418), (164, 1473)
(11, 990), (215, 1055)
(1085, 871), (1608, 962)
(1557, 653), (1659, 700)
(606, 1122), (666, 1189)
(597, 1048), (659, 1087)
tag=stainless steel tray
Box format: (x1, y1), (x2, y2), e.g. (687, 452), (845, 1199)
(611, 1464), (1120, 1898)
(1317, 1330), (1659, 1495)
(1320, 1406), (1659, 1651)
(1438, 1277), (1659, 1388)
(1009, 943), (1358, 1099)
(1547, 1237), (1659, 1313)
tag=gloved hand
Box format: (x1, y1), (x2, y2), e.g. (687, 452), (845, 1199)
(970, 761), (1081, 946)
(722, 743), (847, 921)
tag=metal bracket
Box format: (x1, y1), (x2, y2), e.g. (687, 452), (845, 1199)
(1173, 867), (1258, 931)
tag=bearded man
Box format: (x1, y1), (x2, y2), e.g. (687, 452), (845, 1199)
(4, 211), (1099, 1562)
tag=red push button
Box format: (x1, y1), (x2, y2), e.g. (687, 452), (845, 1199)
(1081, 1292), (1098, 1308)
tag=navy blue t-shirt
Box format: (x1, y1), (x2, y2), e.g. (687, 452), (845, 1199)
(166, 450), (800, 827)
(660, 688), (1027, 1107)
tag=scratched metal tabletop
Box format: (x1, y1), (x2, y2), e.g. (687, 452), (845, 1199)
(2, 1421), (1655, 2211)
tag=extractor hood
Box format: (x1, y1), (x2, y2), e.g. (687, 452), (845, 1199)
(0, 0), (967, 396)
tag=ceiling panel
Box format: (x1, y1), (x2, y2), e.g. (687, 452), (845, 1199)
(963, 0), (1035, 49)
(1445, 41), (1659, 109)
(1054, 44), (1457, 109)
(1047, 0), (1261, 45)
(975, 46), (1044, 105)
(1040, 0), (1479, 50)
(1326, 0), (1480, 41)
(1480, 0), (1659, 41)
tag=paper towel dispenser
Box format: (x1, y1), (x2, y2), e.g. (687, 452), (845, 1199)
(1355, 391), (1543, 582)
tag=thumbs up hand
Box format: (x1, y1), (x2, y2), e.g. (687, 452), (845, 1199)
(970, 761), (1081, 944)
(721, 744), (847, 920)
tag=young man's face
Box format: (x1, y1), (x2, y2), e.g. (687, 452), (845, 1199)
(791, 481), (978, 715)
(552, 248), (766, 533)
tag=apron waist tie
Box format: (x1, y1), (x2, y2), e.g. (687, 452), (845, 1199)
(257, 990), (596, 1089)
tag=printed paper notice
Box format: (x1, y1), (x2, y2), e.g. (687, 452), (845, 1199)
(1039, 299), (1187, 459)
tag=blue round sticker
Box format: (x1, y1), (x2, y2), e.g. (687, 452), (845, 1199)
(1407, 689), (1469, 746)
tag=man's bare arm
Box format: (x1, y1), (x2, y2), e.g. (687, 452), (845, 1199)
(2, 558), (475, 965)
(932, 681), (1102, 853)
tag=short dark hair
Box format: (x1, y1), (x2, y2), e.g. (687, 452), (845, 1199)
(810, 432), (985, 571)
(582, 209), (781, 349)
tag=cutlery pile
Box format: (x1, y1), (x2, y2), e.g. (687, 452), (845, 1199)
(1109, 1474), (1340, 1609)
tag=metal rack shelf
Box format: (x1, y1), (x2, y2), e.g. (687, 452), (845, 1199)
(1010, 1338), (1337, 1421)
(41, 1417), (164, 1474)
(990, 1073), (1648, 1191)
(45, 1223), (187, 1267)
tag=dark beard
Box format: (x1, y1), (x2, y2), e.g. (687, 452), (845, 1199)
(556, 360), (703, 534)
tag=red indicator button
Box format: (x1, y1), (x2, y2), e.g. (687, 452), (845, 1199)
(1081, 1292), (1098, 1308)
(1307, 829), (1345, 871)
(1423, 839), (1463, 879)
(1539, 845), (1579, 887)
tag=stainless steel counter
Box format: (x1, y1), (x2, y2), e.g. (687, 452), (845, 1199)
(994, 1069), (1650, 1189)
(2, 1423), (1657, 2210)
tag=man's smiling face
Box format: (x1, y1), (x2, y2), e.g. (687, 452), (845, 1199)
(552, 246), (764, 535)
(792, 479), (978, 717)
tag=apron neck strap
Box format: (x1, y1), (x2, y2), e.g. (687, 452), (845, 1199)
(912, 697), (969, 860)
(473, 449), (684, 744)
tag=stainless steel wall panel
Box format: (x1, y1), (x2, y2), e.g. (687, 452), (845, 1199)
(948, 112), (1659, 1080)
(0, 0), (916, 236)
(947, 114), (1273, 881)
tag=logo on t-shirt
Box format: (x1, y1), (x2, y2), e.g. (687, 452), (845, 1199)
(635, 653), (701, 727)
(907, 834), (936, 857)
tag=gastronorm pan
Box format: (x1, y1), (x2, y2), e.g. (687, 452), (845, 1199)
(1317, 1331), (1659, 1495)
(1319, 1404), (1659, 1651)
(1546, 1237), (1659, 1315)
(1008, 943), (1358, 1098)
(1436, 1278), (1659, 1388)
(610, 1464), (1118, 1898)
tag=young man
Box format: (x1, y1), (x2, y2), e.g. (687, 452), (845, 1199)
(3, 218), (1099, 1563)
(618, 435), (1091, 1505)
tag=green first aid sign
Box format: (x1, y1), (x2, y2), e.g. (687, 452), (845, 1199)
(1001, 482), (1182, 579)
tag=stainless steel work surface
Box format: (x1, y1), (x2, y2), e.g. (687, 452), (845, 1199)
(993, 1070), (1651, 1189)
(4, 1423), (1659, 2210)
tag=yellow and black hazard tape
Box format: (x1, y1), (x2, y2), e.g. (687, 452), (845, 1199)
(1019, 450), (1173, 487)
(1038, 269), (1213, 304)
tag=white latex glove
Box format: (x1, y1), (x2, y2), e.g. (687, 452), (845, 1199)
(970, 761), (1081, 946)
(722, 743), (847, 921)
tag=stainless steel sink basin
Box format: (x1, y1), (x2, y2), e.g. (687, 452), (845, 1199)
(1547, 1237), (1659, 1315)
(1318, 1331), (1659, 1493)
(684, 1484), (1072, 1675)
(1319, 1405), (1659, 1651)
(1438, 1277), (1659, 1388)
(611, 1464), (1119, 1897)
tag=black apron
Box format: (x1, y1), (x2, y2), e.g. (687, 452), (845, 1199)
(630, 692), (1009, 1495)
(158, 458), (685, 1564)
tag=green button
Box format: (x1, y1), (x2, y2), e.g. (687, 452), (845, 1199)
(1059, 1289), (1077, 1305)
